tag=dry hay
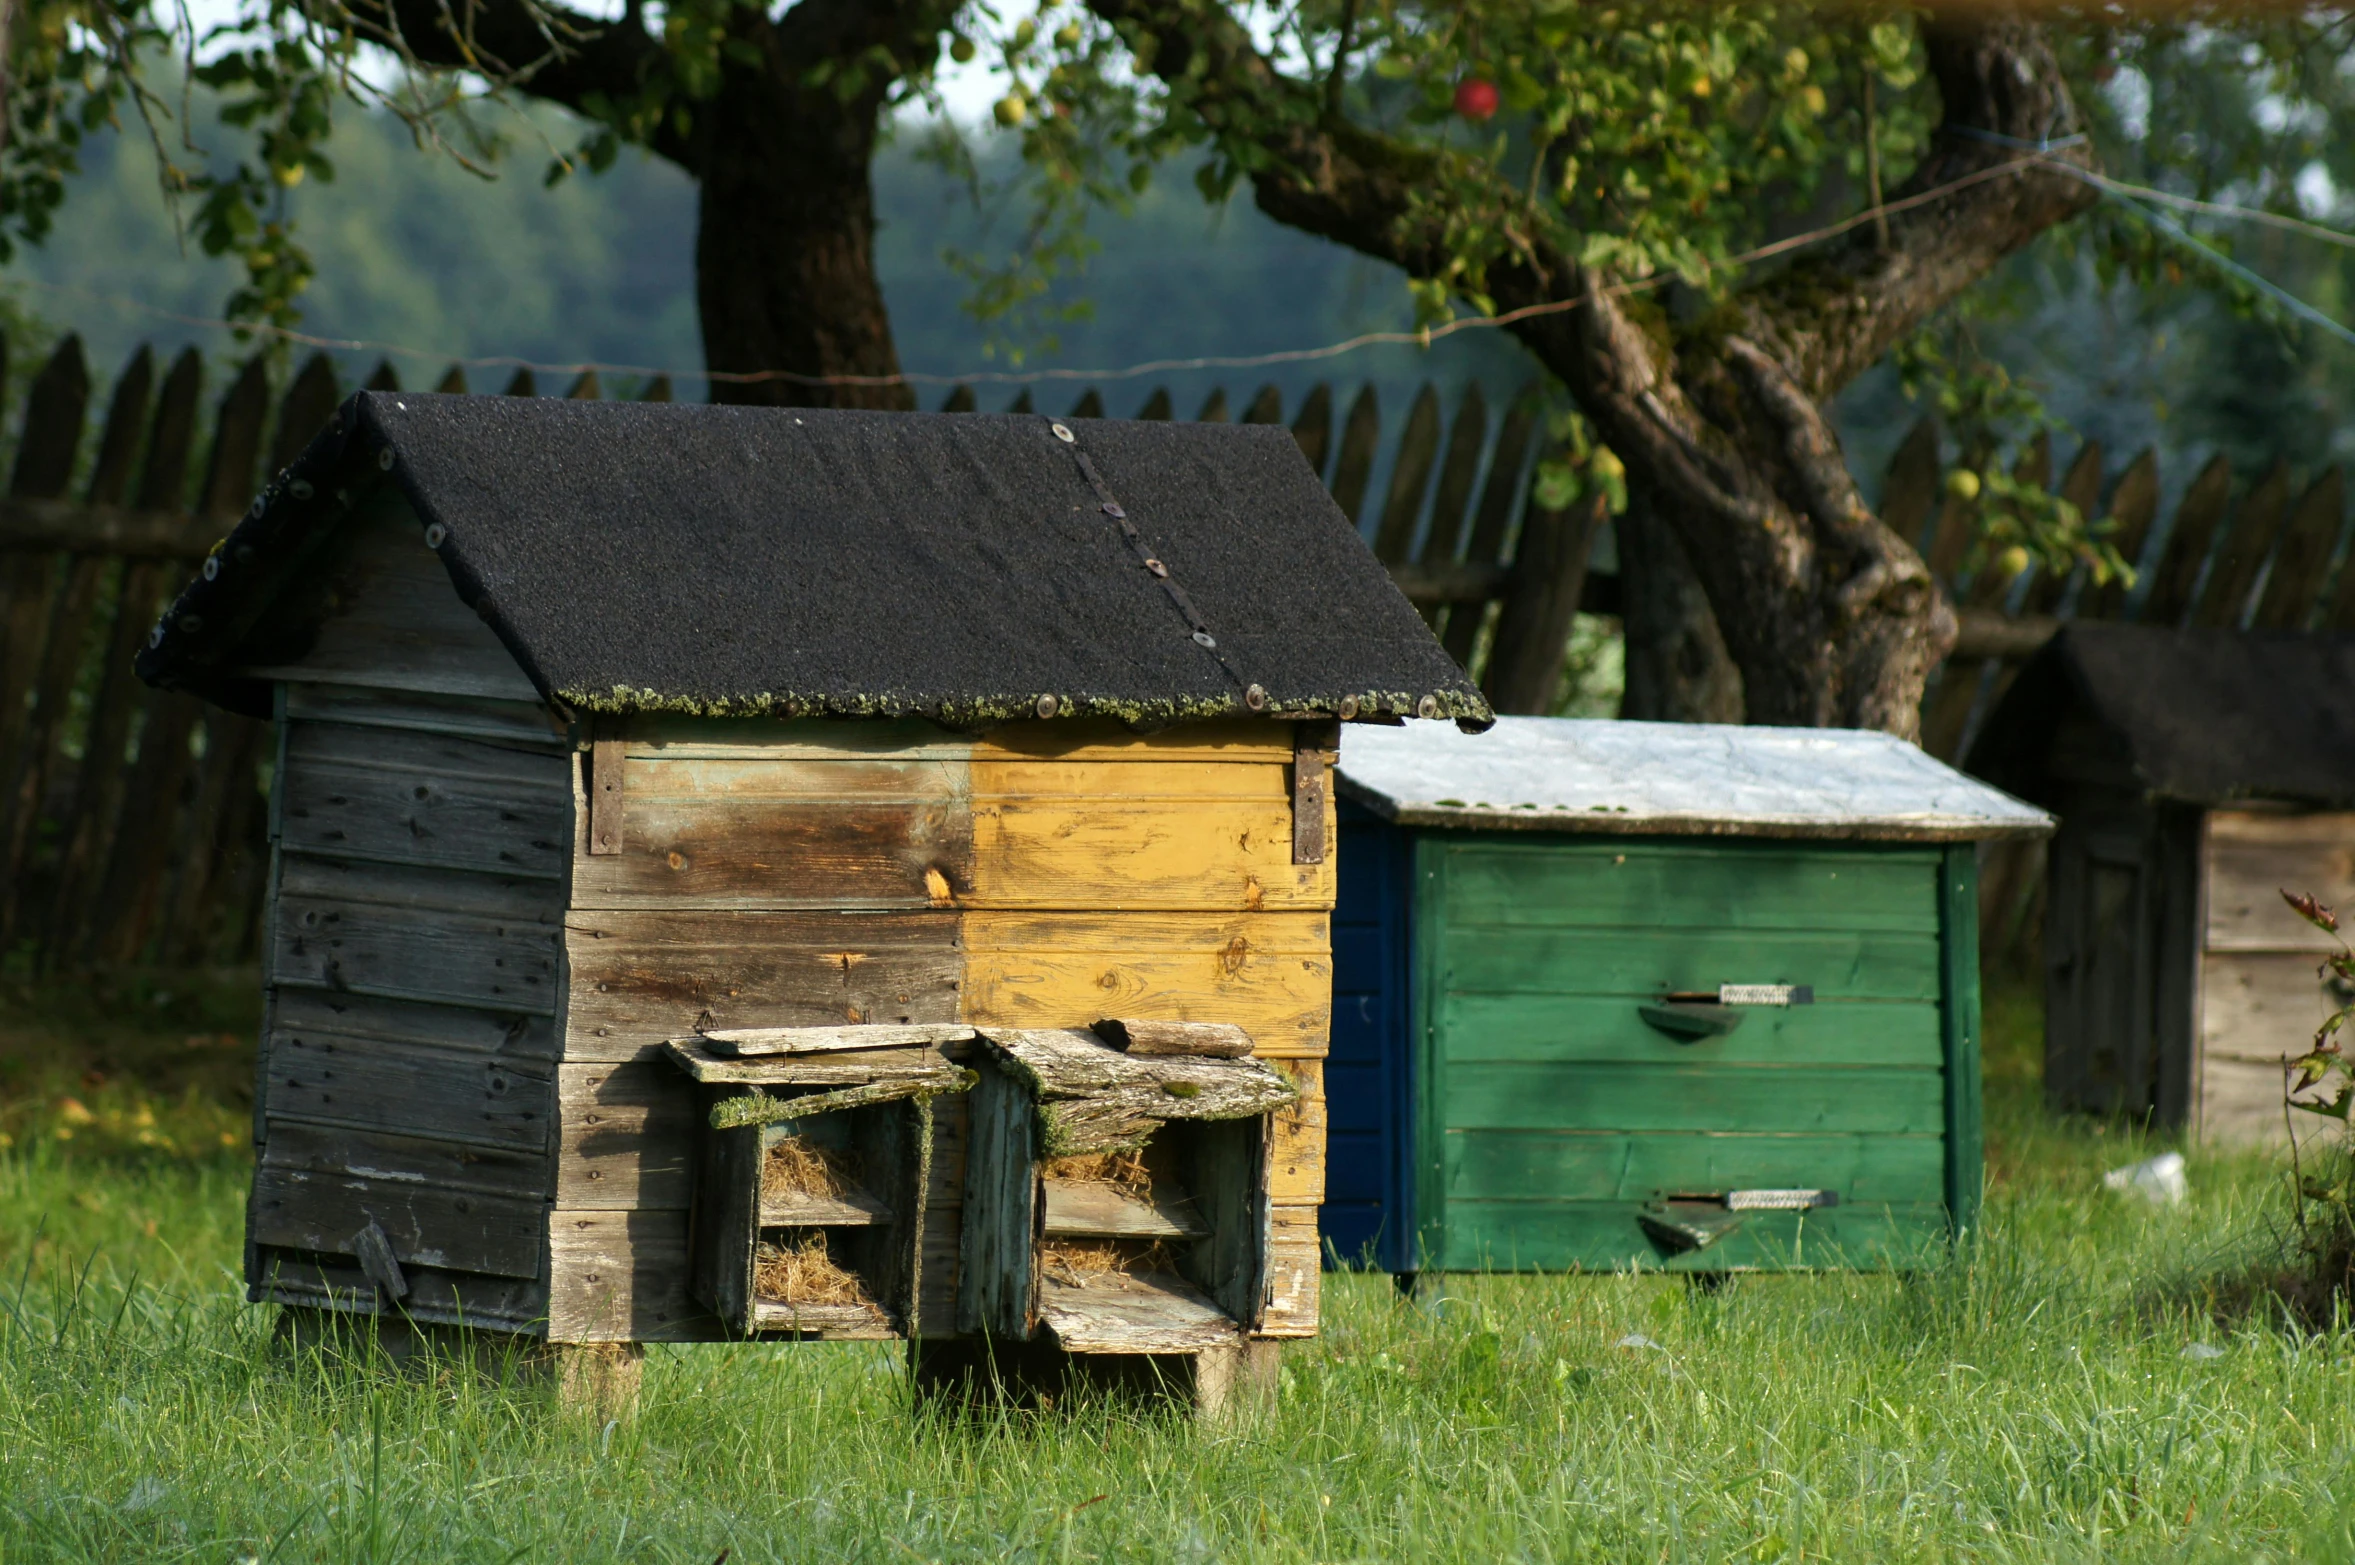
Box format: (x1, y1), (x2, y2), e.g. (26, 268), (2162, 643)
(1042, 1148), (1152, 1198)
(762, 1135), (860, 1202)
(1040, 1237), (1181, 1286)
(753, 1232), (872, 1306)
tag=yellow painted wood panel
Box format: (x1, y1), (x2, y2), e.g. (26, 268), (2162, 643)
(1259, 1206), (1321, 1337)
(971, 717), (1296, 763)
(962, 910), (1332, 1057)
(1268, 1059), (1325, 1205)
(966, 798), (1330, 910)
(972, 759), (1289, 799)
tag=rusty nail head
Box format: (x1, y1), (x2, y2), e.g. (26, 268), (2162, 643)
(1145, 558), (1168, 577)
(1051, 423), (1075, 444)
(1338, 696), (1360, 720)
(1192, 630), (1218, 650)
(1417, 694), (1441, 720)
(1036, 693), (1061, 718)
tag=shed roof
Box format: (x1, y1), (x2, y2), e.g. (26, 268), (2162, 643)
(1337, 715), (2050, 841)
(1965, 623), (2355, 809)
(135, 393), (1488, 728)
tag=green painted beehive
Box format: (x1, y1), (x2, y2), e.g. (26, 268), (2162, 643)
(1325, 717), (2049, 1278)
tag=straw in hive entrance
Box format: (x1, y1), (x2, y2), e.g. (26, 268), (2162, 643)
(1040, 1238), (1182, 1286)
(1042, 1148), (1152, 1197)
(762, 1135), (860, 1201)
(753, 1232), (871, 1306)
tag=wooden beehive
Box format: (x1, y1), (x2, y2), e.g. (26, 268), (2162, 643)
(1970, 623), (2355, 1147)
(1327, 716), (2048, 1277)
(132, 393), (1488, 1385)
(960, 1026), (1300, 1354)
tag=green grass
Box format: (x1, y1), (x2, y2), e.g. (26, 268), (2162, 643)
(2, 973), (2350, 1563)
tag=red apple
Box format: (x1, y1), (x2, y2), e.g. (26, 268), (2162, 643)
(1454, 78), (1500, 122)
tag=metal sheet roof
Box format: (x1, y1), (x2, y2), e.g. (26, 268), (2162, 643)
(1337, 716), (2051, 841)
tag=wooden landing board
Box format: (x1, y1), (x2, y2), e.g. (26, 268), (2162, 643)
(763, 1188), (893, 1226)
(1037, 1272), (1239, 1354)
(1040, 1178), (1207, 1239)
(748, 1298), (896, 1338)
(698, 1023), (976, 1057)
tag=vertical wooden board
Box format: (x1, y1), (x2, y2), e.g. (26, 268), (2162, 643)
(1938, 844), (1981, 1239)
(1442, 385), (1540, 667)
(957, 1058), (1037, 1337)
(267, 353), (342, 474)
(559, 910), (963, 1062)
(960, 911), (1332, 1057)
(1290, 383), (1333, 478)
(555, 1060), (698, 1208)
(1422, 383), (1489, 567)
(161, 712), (274, 963)
(694, 1115), (760, 1330)
(1258, 1206), (1320, 1336)
(2201, 810), (2355, 951)
(1371, 384), (1443, 562)
(45, 557), (173, 955)
(1240, 384), (1282, 425)
(88, 694), (203, 963)
(2253, 469), (2344, 629)
(1880, 417), (1942, 556)
(198, 354), (271, 516)
(9, 334), (91, 498)
(1329, 386), (1381, 524)
(2192, 462), (2291, 629)
(2140, 453), (2231, 626)
(1267, 1058), (1325, 1203)
(546, 1208), (729, 1342)
(1485, 492), (1601, 715)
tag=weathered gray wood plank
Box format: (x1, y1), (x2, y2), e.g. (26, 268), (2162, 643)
(1093, 1018), (1255, 1057)
(546, 1208), (731, 1343)
(261, 1121), (553, 1201)
(249, 1166), (545, 1279)
(560, 909), (962, 1062)
(958, 1057), (1038, 1338)
(555, 1060), (697, 1208)
(1040, 1178), (1206, 1239)
(278, 720), (571, 879)
(269, 986), (558, 1059)
(265, 1028), (554, 1149)
(273, 855), (565, 1014)
(1038, 1273), (1238, 1354)
(698, 1022), (976, 1057)
(280, 683), (568, 749)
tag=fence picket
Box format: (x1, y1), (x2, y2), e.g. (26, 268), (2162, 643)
(503, 368), (537, 397)
(1882, 418), (1940, 555)
(1289, 384), (1333, 478)
(2192, 461), (2290, 629)
(366, 361), (400, 392)
(1133, 388), (1171, 420)
(2253, 467), (2344, 629)
(2138, 452), (2230, 625)
(1442, 385), (1540, 668)
(1424, 384), (1489, 565)
(641, 375), (673, 403)
(1241, 385), (1282, 424)
(269, 354), (342, 476)
(1194, 388), (1229, 423)
(1067, 389), (1104, 418)
(0, 337), (93, 877)
(940, 385), (975, 412)
(1487, 487), (1603, 714)
(1328, 386), (1380, 524)
(1371, 384), (1442, 562)
(565, 370), (601, 400)
(436, 366), (468, 394)
(2038, 439), (2108, 616)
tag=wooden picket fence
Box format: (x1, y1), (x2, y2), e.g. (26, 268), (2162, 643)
(1890, 418), (2354, 763)
(0, 340), (1592, 971)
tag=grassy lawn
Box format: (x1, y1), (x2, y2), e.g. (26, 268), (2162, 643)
(1, 971), (2347, 1563)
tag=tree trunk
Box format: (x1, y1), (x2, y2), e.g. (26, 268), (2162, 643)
(1616, 485), (1743, 724)
(694, 62), (914, 411)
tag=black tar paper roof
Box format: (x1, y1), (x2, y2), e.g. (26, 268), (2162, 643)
(1966, 622), (2355, 808)
(137, 393), (1490, 728)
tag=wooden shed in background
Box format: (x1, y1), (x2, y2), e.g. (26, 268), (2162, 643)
(1968, 624), (2355, 1146)
(134, 392), (1489, 1391)
(1326, 718), (2047, 1278)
